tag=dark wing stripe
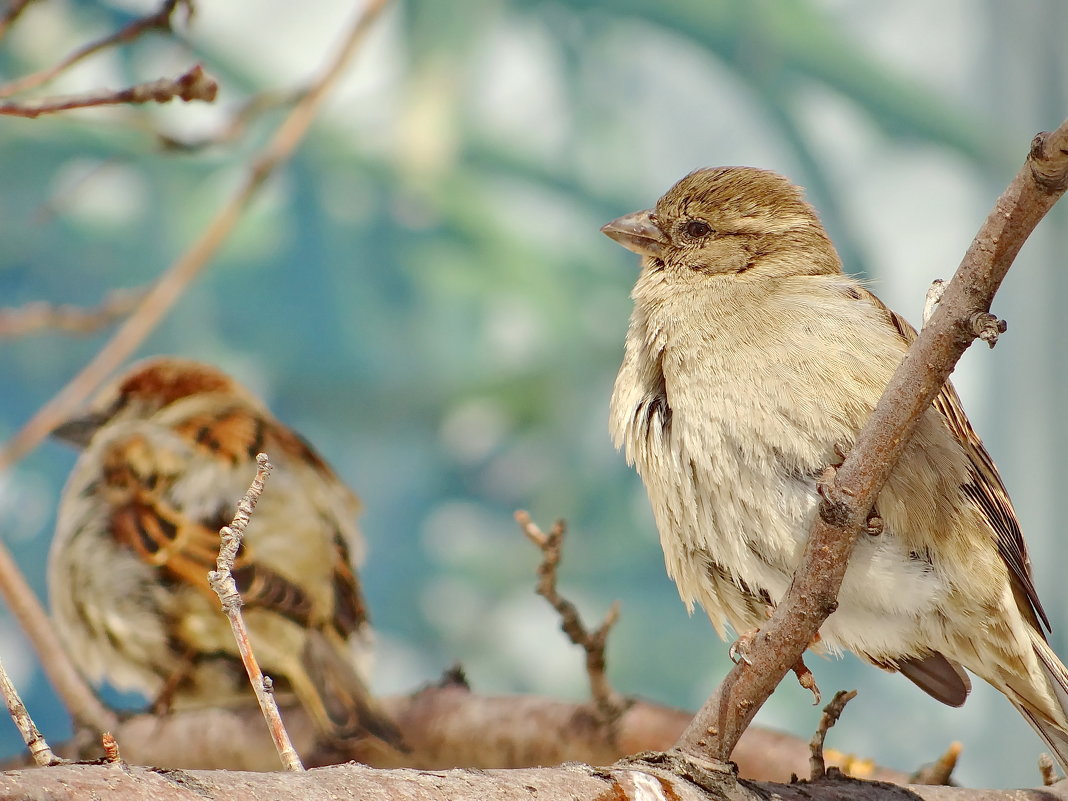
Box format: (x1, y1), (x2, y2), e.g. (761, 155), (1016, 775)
(330, 533), (368, 637)
(852, 286), (1050, 634)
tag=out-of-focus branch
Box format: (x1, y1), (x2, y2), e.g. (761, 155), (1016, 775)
(12, 685), (908, 783)
(0, 0), (193, 98)
(0, 0), (389, 472)
(0, 288), (146, 338)
(0, 0), (391, 752)
(674, 119), (1068, 764)
(0, 654), (60, 766)
(4, 748), (1067, 801)
(0, 64), (217, 118)
(516, 512), (626, 724)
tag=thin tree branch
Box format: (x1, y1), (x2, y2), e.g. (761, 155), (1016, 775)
(0, 0), (389, 473)
(0, 3), (390, 734)
(0, 0), (193, 98)
(206, 454), (303, 771)
(0, 653), (61, 766)
(673, 119), (1068, 764)
(808, 690), (856, 780)
(516, 511), (627, 724)
(0, 64), (217, 118)
(0, 288), (146, 338)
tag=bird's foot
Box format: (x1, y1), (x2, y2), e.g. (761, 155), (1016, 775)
(728, 628), (759, 665)
(792, 655), (821, 704)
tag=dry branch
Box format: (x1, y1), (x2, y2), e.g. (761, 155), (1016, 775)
(0, 288), (146, 338)
(206, 454), (303, 771)
(0, 64), (217, 118)
(674, 118), (1068, 764)
(3, 751), (1066, 801)
(0, 654), (59, 766)
(0, 1), (391, 745)
(0, 0), (192, 99)
(808, 690), (856, 780)
(516, 512), (626, 723)
(3, 686), (908, 782)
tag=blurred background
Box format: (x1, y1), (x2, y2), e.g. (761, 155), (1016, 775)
(1, 0), (1067, 788)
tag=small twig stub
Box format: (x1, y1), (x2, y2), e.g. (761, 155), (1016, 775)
(808, 689), (857, 780)
(516, 511), (628, 725)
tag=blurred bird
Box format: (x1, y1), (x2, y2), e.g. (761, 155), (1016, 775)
(604, 167), (1068, 769)
(49, 357), (402, 748)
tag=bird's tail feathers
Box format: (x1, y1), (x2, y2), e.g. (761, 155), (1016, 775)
(1013, 632), (1068, 775)
(299, 630), (406, 750)
(1033, 634), (1068, 720)
(1013, 701), (1068, 777)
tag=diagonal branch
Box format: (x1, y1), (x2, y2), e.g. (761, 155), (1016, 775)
(0, 0), (192, 98)
(0, 287), (147, 339)
(0, 65), (218, 118)
(673, 118), (1068, 763)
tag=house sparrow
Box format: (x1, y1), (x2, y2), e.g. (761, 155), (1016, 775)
(603, 167), (1068, 768)
(48, 357), (402, 748)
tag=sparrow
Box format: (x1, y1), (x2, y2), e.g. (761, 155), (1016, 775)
(603, 167), (1068, 769)
(48, 357), (402, 748)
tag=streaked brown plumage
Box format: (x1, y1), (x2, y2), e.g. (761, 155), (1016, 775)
(604, 167), (1068, 768)
(48, 357), (401, 748)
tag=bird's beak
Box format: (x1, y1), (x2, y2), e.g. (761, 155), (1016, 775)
(51, 412), (107, 448)
(601, 210), (667, 260)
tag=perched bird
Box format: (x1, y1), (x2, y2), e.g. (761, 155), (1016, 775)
(49, 357), (401, 748)
(603, 167), (1068, 767)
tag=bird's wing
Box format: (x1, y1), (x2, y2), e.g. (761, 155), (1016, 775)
(98, 425), (318, 628)
(856, 286), (1050, 634)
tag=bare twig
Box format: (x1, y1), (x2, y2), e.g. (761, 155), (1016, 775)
(808, 689), (856, 780)
(674, 118), (1068, 764)
(515, 511), (626, 724)
(0, 0), (193, 98)
(0, 64), (217, 118)
(911, 741), (961, 786)
(0, 288), (147, 338)
(206, 454), (304, 771)
(0, 653), (61, 766)
(0, 0), (389, 472)
(0, 2), (391, 721)
(1039, 753), (1059, 787)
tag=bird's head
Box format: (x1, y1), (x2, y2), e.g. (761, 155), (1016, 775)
(601, 167), (842, 286)
(52, 358), (255, 448)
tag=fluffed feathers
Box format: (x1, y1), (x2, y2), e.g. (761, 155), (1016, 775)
(604, 166), (1068, 769)
(49, 357), (402, 748)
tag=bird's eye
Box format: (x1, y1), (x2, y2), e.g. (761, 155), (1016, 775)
(683, 219), (712, 239)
